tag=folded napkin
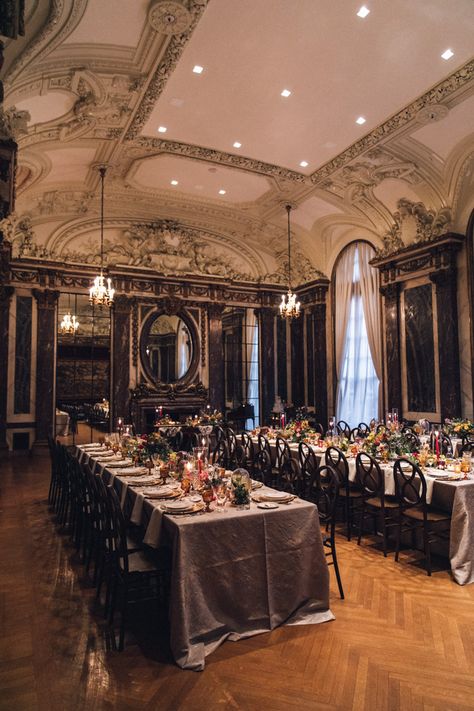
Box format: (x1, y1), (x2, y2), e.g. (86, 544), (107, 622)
(117, 467), (148, 476)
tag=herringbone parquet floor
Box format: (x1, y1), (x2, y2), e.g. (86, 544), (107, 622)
(1, 453), (473, 711)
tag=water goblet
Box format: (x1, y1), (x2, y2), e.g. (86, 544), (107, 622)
(214, 483), (228, 513)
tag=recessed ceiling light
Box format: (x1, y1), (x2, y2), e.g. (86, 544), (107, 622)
(299, 160), (309, 168)
(356, 116), (366, 125)
(218, 189), (226, 195)
(281, 89), (291, 98)
(170, 180), (178, 186)
(233, 141), (242, 148)
(193, 65), (204, 74)
(441, 48), (454, 60)
(356, 6), (370, 19)
(158, 126), (167, 133)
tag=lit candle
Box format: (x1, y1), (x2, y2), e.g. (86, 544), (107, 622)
(201, 437), (205, 447)
(435, 429), (440, 459)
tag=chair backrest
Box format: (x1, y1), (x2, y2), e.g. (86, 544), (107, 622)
(355, 452), (384, 498)
(313, 422), (324, 436)
(255, 433), (273, 481)
(402, 427), (420, 450)
(275, 436), (292, 469)
(105, 484), (130, 574)
(324, 446), (349, 485)
(336, 420), (351, 438)
(393, 458), (427, 510)
(352, 422), (370, 440)
(237, 432), (254, 468)
(308, 464), (340, 526)
(460, 438), (474, 454)
(298, 441), (319, 486)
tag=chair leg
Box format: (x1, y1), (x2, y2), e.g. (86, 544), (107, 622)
(395, 518), (402, 562)
(331, 542), (344, 600)
(423, 526), (432, 576)
(380, 513), (388, 557)
(346, 497), (351, 541)
(357, 501), (365, 546)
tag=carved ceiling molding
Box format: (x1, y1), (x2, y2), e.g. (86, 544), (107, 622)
(148, 1), (193, 35)
(0, 106), (30, 140)
(310, 59), (474, 185)
(125, 0), (209, 140)
(377, 198), (452, 257)
(450, 150), (474, 225)
(5, 0), (89, 86)
(128, 137), (307, 184)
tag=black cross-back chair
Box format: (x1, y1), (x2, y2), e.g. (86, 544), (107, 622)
(298, 441), (320, 499)
(393, 458), (451, 576)
(255, 433), (275, 486)
(274, 436), (303, 495)
(336, 420), (351, 438)
(307, 464), (344, 599)
(355, 452), (398, 557)
(325, 446), (362, 540)
(236, 432), (256, 476)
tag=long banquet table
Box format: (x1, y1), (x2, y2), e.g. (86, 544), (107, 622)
(255, 437), (474, 586)
(76, 446), (334, 670)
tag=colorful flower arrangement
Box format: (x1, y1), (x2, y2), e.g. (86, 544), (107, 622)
(281, 419), (316, 442)
(362, 426), (413, 458)
(122, 432), (171, 465)
(444, 418), (474, 437)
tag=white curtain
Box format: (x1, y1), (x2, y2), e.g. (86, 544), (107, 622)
(335, 243), (358, 413)
(176, 321), (189, 378)
(336, 244), (380, 427)
(245, 309), (259, 429)
(358, 242), (382, 418)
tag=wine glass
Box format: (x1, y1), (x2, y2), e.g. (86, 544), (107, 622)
(214, 483), (228, 513)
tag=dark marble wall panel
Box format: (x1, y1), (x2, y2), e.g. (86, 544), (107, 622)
(57, 360), (109, 402)
(0, 286), (14, 451)
(112, 295), (131, 423)
(33, 289), (59, 448)
(404, 284), (436, 413)
(276, 317), (287, 402)
(208, 305), (224, 412)
(306, 312), (314, 407)
(381, 284), (402, 415)
(14, 295), (32, 414)
(313, 304), (328, 426)
(291, 316), (304, 406)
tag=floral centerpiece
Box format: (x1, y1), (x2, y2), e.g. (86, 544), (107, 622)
(122, 432), (171, 465)
(200, 408), (223, 424)
(280, 419), (316, 442)
(444, 418), (474, 437)
(362, 426), (414, 459)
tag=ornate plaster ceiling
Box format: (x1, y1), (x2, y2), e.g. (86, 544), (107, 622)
(1, 0), (474, 279)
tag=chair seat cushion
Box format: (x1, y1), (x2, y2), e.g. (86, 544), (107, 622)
(125, 551), (164, 574)
(366, 496), (398, 509)
(403, 506), (451, 522)
(339, 488), (363, 498)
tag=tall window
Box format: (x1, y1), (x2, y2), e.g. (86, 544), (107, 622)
(334, 243), (381, 427)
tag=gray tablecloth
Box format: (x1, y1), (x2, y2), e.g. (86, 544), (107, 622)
(259, 439), (474, 586)
(77, 446), (333, 670)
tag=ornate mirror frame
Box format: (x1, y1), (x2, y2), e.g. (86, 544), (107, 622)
(139, 303), (200, 391)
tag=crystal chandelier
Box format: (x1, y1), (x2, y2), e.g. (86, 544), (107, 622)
(279, 204), (301, 319)
(89, 166), (115, 307)
(59, 311), (79, 335)
(59, 293), (79, 335)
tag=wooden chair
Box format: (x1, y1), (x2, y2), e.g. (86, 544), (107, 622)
(307, 464), (344, 599)
(336, 420), (351, 438)
(274, 436), (302, 495)
(325, 446), (362, 540)
(255, 433), (275, 486)
(105, 485), (170, 650)
(393, 458), (451, 576)
(350, 422), (370, 441)
(236, 432), (255, 476)
(298, 441), (320, 499)
(355, 452), (398, 557)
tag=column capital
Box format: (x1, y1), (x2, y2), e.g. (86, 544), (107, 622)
(207, 302), (225, 320)
(379, 282), (400, 300)
(32, 288), (60, 309)
(112, 293), (133, 314)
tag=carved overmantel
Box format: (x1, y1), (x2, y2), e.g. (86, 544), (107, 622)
(371, 232), (465, 421)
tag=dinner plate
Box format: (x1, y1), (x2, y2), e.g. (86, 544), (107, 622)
(251, 480), (263, 490)
(106, 460), (133, 468)
(260, 491), (294, 503)
(142, 488), (181, 499)
(426, 469), (449, 478)
(163, 499), (194, 512)
(257, 502), (279, 510)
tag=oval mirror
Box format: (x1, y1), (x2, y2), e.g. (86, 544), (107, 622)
(144, 314), (193, 383)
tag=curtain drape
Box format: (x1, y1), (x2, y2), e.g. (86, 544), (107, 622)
(358, 242), (382, 418)
(245, 310), (259, 429)
(176, 321), (189, 379)
(334, 242), (358, 412)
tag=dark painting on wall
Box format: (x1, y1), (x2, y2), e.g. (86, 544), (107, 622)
(404, 284), (436, 413)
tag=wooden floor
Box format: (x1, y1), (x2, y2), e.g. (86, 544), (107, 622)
(1, 452), (474, 711)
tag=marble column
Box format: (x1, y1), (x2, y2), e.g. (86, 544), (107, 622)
(380, 283), (402, 415)
(32, 288), (59, 453)
(430, 268), (461, 419)
(311, 304), (328, 427)
(0, 285), (14, 454)
(112, 294), (132, 429)
(290, 313), (305, 407)
(207, 304), (225, 412)
(259, 307), (275, 425)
